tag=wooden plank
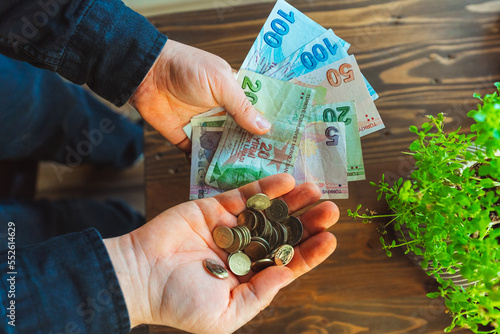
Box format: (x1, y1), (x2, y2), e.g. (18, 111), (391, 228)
(143, 0), (499, 332)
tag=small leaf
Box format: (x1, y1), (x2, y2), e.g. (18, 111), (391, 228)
(427, 292), (440, 298)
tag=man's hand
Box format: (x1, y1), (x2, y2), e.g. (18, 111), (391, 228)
(104, 174), (339, 333)
(129, 39), (271, 152)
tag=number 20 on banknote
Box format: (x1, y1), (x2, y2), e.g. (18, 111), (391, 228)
(241, 76), (261, 105)
(326, 63), (354, 87)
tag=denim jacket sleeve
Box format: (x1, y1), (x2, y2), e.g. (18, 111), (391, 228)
(0, 228), (131, 334)
(0, 0), (167, 106)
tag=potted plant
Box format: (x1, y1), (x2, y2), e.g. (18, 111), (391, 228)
(349, 83), (500, 333)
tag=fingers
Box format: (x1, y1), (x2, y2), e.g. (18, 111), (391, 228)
(215, 173), (296, 216)
(226, 266), (293, 327)
(287, 231), (337, 278)
(298, 201), (340, 240)
(217, 70), (271, 135)
(281, 182), (321, 213)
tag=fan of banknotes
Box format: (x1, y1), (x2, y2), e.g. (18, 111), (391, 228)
(184, 0), (385, 200)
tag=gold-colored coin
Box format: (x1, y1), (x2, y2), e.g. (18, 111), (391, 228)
(228, 252), (252, 276)
(213, 226), (234, 249)
(237, 210), (258, 231)
(265, 199), (289, 223)
(273, 244), (294, 266)
(251, 258), (275, 273)
(203, 259), (229, 279)
(283, 216), (303, 246)
(247, 193), (271, 211)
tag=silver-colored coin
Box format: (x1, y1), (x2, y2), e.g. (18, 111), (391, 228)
(265, 199), (289, 223)
(237, 210), (258, 231)
(244, 238), (270, 260)
(251, 210), (267, 237)
(251, 258), (275, 273)
(213, 226), (234, 249)
(271, 221), (287, 248)
(283, 216), (303, 246)
(247, 193), (271, 211)
(268, 226), (278, 250)
(203, 259), (229, 279)
(273, 244), (294, 266)
(228, 252), (252, 276)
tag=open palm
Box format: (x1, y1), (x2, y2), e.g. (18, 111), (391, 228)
(108, 174), (339, 333)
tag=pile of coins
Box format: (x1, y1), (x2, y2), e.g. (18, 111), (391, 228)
(207, 193), (304, 278)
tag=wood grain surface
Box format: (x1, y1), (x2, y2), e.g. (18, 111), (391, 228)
(141, 0), (500, 333)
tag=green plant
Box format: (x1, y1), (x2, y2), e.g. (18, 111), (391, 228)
(349, 83), (500, 333)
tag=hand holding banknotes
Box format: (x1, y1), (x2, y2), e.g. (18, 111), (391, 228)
(129, 39), (271, 151)
(103, 174), (338, 333)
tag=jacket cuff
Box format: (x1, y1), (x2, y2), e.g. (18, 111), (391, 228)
(59, 0), (167, 106)
(0, 228), (130, 333)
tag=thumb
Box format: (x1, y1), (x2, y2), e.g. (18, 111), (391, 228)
(225, 266), (293, 328)
(218, 70), (271, 135)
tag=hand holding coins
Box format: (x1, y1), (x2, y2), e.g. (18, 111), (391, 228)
(209, 193), (303, 277)
(107, 174), (338, 334)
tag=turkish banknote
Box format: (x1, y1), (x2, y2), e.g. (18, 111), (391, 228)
(291, 55), (384, 137)
(205, 69), (315, 190)
(190, 126), (225, 200)
(240, 0), (348, 74)
(292, 122), (348, 199)
(309, 101), (365, 181)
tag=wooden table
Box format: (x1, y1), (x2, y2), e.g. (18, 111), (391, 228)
(141, 0), (500, 333)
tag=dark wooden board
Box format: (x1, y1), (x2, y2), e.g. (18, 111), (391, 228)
(143, 0), (500, 332)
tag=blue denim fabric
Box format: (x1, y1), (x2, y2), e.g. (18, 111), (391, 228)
(0, 54), (143, 168)
(0, 228), (131, 334)
(0, 0), (167, 106)
(0, 1), (166, 332)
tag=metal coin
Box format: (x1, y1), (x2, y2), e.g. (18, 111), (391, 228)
(225, 227), (243, 253)
(237, 210), (258, 231)
(265, 199), (289, 223)
(268, 226), (278, 250)
(283, 216), (303, 246)
(213, 226), (234, 249)
(203, 259), (229, 279)
(271, 221), (287, 248)
(251, 210), (267, 237)
(251, 259), (275, 273)
(273, 244), (294, 266)
(247, 193), (271, 211)
(244, 238), (269, 260)
(262, 218), (273, 240)
(228, 252), (252, 276)
(233, 225), (251, 250)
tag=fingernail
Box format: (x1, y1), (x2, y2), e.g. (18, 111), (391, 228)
(255, 114), (271, 130)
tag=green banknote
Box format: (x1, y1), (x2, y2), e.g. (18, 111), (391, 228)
(190, 126), (225, 200)
(309, 101), (365, 181)
(205, 69), (315, 190)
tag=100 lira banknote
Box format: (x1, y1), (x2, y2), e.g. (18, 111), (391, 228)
(205, 69), (315, 190)
(240, 0), (348, 74)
